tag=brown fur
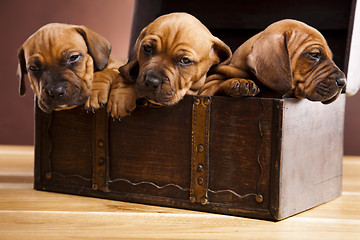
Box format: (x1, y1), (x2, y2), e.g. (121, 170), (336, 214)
(107, 12), (231, 118)
(199, 19), (346, 104)
(17, 23), (127, 113)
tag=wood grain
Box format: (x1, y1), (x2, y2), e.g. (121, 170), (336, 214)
(0, 145), (359, 239)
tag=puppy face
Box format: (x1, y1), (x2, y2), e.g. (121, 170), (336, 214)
(17, 23), (111, 112)
(120, 13), (231, 106)
(290, 34), (346, 103)
(247, 19), (346, 103)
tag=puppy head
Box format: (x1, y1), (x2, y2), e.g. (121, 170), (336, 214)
(247, 19), (346, 103)
(17, 23), (111, 112)
(119, 12), (231, 106)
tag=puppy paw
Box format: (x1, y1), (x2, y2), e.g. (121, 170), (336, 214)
(85, 89), (108, 112)
(85, 84), (110, 112)
(224, 78), (260, 97)
(107, 85), (137, 119)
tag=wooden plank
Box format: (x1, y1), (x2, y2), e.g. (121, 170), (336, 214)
(0, 207), (360, 240)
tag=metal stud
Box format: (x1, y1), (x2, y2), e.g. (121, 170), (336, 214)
(45, 172), (52, 180)
(92, 183), (98, 191)
(197, 164), (204, 172)
(197, 177), (204, 185)
(203, 97), (210, 106)
(193, 97), (201, 105)
(98, 157), (105, 165)
(98, 139), (104, 147)
(197, 144), (204, 153)
(256, 194), (264, 203)
(200, 197), (208, 205)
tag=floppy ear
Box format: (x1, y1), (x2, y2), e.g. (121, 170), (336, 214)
(211, 37), (232, 66)
(118, 45), (139, 83)
(75, 26), (112, 71)
(247, 32), (292, 95)
(17, 47), (27, 96)
(118, 28), (146, 83)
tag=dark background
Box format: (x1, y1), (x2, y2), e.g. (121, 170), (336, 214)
(1, 0), (360, 155)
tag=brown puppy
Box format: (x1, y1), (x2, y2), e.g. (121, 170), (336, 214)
(199, 19), (346, 104)
(108, 12), (231, 117)
(17, 23), (123, 113)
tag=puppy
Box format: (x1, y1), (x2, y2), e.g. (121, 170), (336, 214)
(17, 23), (124, 113)
(108, 12), (232, 118)
(199, 19), (346, 104)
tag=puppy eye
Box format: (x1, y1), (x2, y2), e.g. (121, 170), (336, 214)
(29, 65), (40, 72)
(68, 54), (81, 63)
(307, 52), (321, 61)
(143, 44), (153, 54)
(179, 57), (193, 65)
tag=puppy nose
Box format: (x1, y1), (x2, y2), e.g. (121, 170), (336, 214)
(47, 86), (66, 98)
(145, 75), (161, 89)
(336, 78), (346, 88)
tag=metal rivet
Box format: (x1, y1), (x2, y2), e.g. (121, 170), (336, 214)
(189, 195), (196, 203)
(256, 194), (264, 203)
(200, 197), (208, 205)
(197, 164), (204, 172)
(193, 98), (200, 105)
(92, 183), (98, 190)
(45, 172), (52, 180)
(98, 139), (104, 147)
(98, 157), (105, 165)
(203, 97), (210, 106)
(197, 144), (204, 153)
(197, 177), (204, 185)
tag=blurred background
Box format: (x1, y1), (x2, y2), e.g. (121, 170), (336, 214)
(1, 0), (359, 155)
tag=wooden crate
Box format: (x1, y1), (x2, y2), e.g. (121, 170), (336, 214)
(34, 94), (345, 220)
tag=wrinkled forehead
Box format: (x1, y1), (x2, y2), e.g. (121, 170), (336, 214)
(282, 21), (333, 57)
(143, 14), (215, 53)
(23, 25), (87, 60)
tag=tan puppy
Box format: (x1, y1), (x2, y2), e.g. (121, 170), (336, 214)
(199, 19), (346, 104)
(108, 12), (231, 118)
(17, 23), (124, 113)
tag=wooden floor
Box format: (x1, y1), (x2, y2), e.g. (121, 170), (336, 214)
(0, 145), (359, 240)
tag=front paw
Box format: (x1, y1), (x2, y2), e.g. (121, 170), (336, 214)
(107, 86), (137, 119)
(225, 78), (260, 97)
(85, 88), (109, 112)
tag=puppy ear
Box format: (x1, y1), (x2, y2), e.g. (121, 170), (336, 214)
(118, 44), (139, 83)
(118, 29), (146, 83)
(211, 37), (232, 65)
(17, 47), (27, 96)
(75, 26), (112, 71)
(247, 32), (292, 95)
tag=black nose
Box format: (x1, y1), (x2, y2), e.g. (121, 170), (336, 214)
(336, 78), (346, 88)
(47, 85), (66, 98)
(145, 75), (162, 89)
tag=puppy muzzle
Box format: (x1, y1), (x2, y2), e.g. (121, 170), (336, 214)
(319, 73), (347, 104)
(137, 69), (175, 105)
(39, 80), (86, 112)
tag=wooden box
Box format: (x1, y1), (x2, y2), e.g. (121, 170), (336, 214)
(33, 0), (357, 221)
(34, 94), (345, 220)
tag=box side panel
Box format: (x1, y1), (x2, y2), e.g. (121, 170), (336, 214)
(34, 105), (94, 192)
(108, 96), (193, 201)
(208, 97), (276, 215)
(277, 95), (345, 219)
